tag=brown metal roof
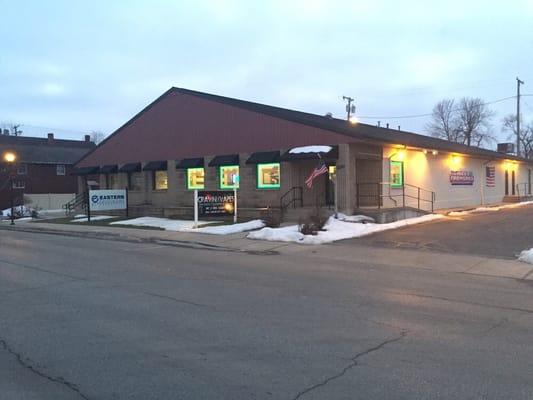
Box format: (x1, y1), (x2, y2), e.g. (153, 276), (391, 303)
(76, 88), (532, 168)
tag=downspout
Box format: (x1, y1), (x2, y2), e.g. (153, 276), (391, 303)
(387, 151), (398, 207)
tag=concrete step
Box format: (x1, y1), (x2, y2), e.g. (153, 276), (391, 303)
(282, 206), (335, 223)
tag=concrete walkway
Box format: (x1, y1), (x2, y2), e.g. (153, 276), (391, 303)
(2, 218), (533, 283)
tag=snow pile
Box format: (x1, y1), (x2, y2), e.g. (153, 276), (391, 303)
(248, 214), (445, 245)
(185, 219), (265, 235)
(110, 217), (211, 231)
(448, 201), (533, 217)
(1, 205), (33, 219)
(110, 217), (265, 235)
(336, 213), (375, 223)
(71, 215), (115, 223)
(289, 145), (332, 154)
(517, 248), (533, 264)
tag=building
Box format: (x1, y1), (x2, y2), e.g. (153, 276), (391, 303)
(74, 87), (533, 220)
(0, 133), (96, 211)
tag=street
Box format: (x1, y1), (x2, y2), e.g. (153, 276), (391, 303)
(1, 229), (533, 399)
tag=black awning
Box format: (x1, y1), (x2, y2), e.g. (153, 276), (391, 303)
(245, 151), (280, 165)
(100, 165), (118, 173)
(280, 145), (338, 161)
(119, 162), (142, 172)
(208, 154), (239, 167)
(143, 160), (168, 171)
(176, 158), (204, 169)
(71, 166), (99, 175)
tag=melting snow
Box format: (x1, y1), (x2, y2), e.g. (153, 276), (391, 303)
(248, 214), (445, 244)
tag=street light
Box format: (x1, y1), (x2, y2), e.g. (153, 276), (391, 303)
(3, 152), (17, 225)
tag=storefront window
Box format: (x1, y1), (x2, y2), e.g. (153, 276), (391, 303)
(108, 174), (118, 189)
(257, 163), (280, 189)
(390, 160), (404, 187)
(128, 172), (143, 191)
(219, 165), (239, 189)
(187, 168), (205, 190)
(154, 170), (168, 190)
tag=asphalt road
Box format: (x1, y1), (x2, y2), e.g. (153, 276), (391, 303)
(350, 205), (533, 259)
(1, 229), (532, 399)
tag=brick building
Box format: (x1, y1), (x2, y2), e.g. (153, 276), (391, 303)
(0, 133), (96, 211)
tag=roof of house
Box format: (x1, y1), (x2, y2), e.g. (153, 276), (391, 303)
(0, 135), (95, 165)
(76, 87), (529, 167)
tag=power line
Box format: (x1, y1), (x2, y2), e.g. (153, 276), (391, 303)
(357, 95), (519, 120)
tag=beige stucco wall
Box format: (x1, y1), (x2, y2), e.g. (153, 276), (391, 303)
(382, 146), (533, 210)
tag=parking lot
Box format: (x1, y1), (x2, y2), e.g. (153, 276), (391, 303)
(349, 205), (533, 259)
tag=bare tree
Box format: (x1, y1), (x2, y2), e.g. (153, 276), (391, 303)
(502, 114), (533, 158)
(1, 122), (23, 136)
(426, 99), (462, 142)
(90, 130), (105, 144)
(426, 97), (494, 147)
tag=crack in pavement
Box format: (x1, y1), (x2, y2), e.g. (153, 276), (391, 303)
(142, 291), (212, 309)
(388, 291), (533, 314)
(291, 331), (407, 400)
(0, 338), (90, 400)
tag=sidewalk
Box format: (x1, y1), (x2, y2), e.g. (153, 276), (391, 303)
(2, 219), (532, 282)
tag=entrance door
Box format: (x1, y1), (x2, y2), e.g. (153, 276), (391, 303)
(512, 170), (516, 195)
(528, 169), (531, 195)
(505, 170), (509, 196)
(356, 158), (382, 207)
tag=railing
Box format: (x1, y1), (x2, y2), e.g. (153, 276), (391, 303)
(280, 186), (303, 212)
(63, 192), (87, 215)
(516, 182), (532, 197)
(356, 182), (435, 213)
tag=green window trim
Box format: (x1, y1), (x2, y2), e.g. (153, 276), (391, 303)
(187, 167), (205, 190)
(257, 163), (281, 189)
(390, 160), (404, 188)
(219, 165), (240, 189)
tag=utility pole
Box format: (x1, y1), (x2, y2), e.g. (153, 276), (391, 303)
(516, 77), (524, 156)
(343, 96), (355, 121)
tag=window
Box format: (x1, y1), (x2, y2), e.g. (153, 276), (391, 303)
(257, 163), (280, 189)
(12, 180), (25, 189)
(153, 170), (168, 190)
(17, 164), (27, 175)
(56, 164), (66, 176)
(390, 161), (404, 187)
(128, 172), (143, 191)
(219, 165), (239, 189)
(108, 174), (118, 189)
(187, 168), (205, 190)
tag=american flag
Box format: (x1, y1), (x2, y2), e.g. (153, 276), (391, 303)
(305, 161), (328, 188)
(486, 166), (495, 187)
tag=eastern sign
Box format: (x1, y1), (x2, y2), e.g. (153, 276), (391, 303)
(450, 170), (474, 186)
(89, 189), (127, 211)
(197, 190), (235, 216)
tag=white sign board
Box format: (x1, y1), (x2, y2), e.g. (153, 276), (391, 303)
(89, 189), (127, 211)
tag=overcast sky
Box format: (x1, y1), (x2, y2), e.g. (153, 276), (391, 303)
(1, 0), (532, 146)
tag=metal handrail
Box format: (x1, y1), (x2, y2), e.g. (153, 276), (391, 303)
(280, 186), (303, 212)
(63, 192), (87, 215)
(356, 182), (435, 213)
(516, 182), (532, 196)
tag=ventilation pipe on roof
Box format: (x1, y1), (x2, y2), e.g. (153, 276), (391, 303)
(84, 134), (91, 142)
(47, 133), (54, 143)
(324, 112), (333, 118)
(386, 123), (389, 129)
(377, 121), (381, 127)
(398, 126), (401, 131)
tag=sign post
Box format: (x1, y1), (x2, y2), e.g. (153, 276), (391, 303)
(233, 188), (238, 224)
(194, 189), (198, 229)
